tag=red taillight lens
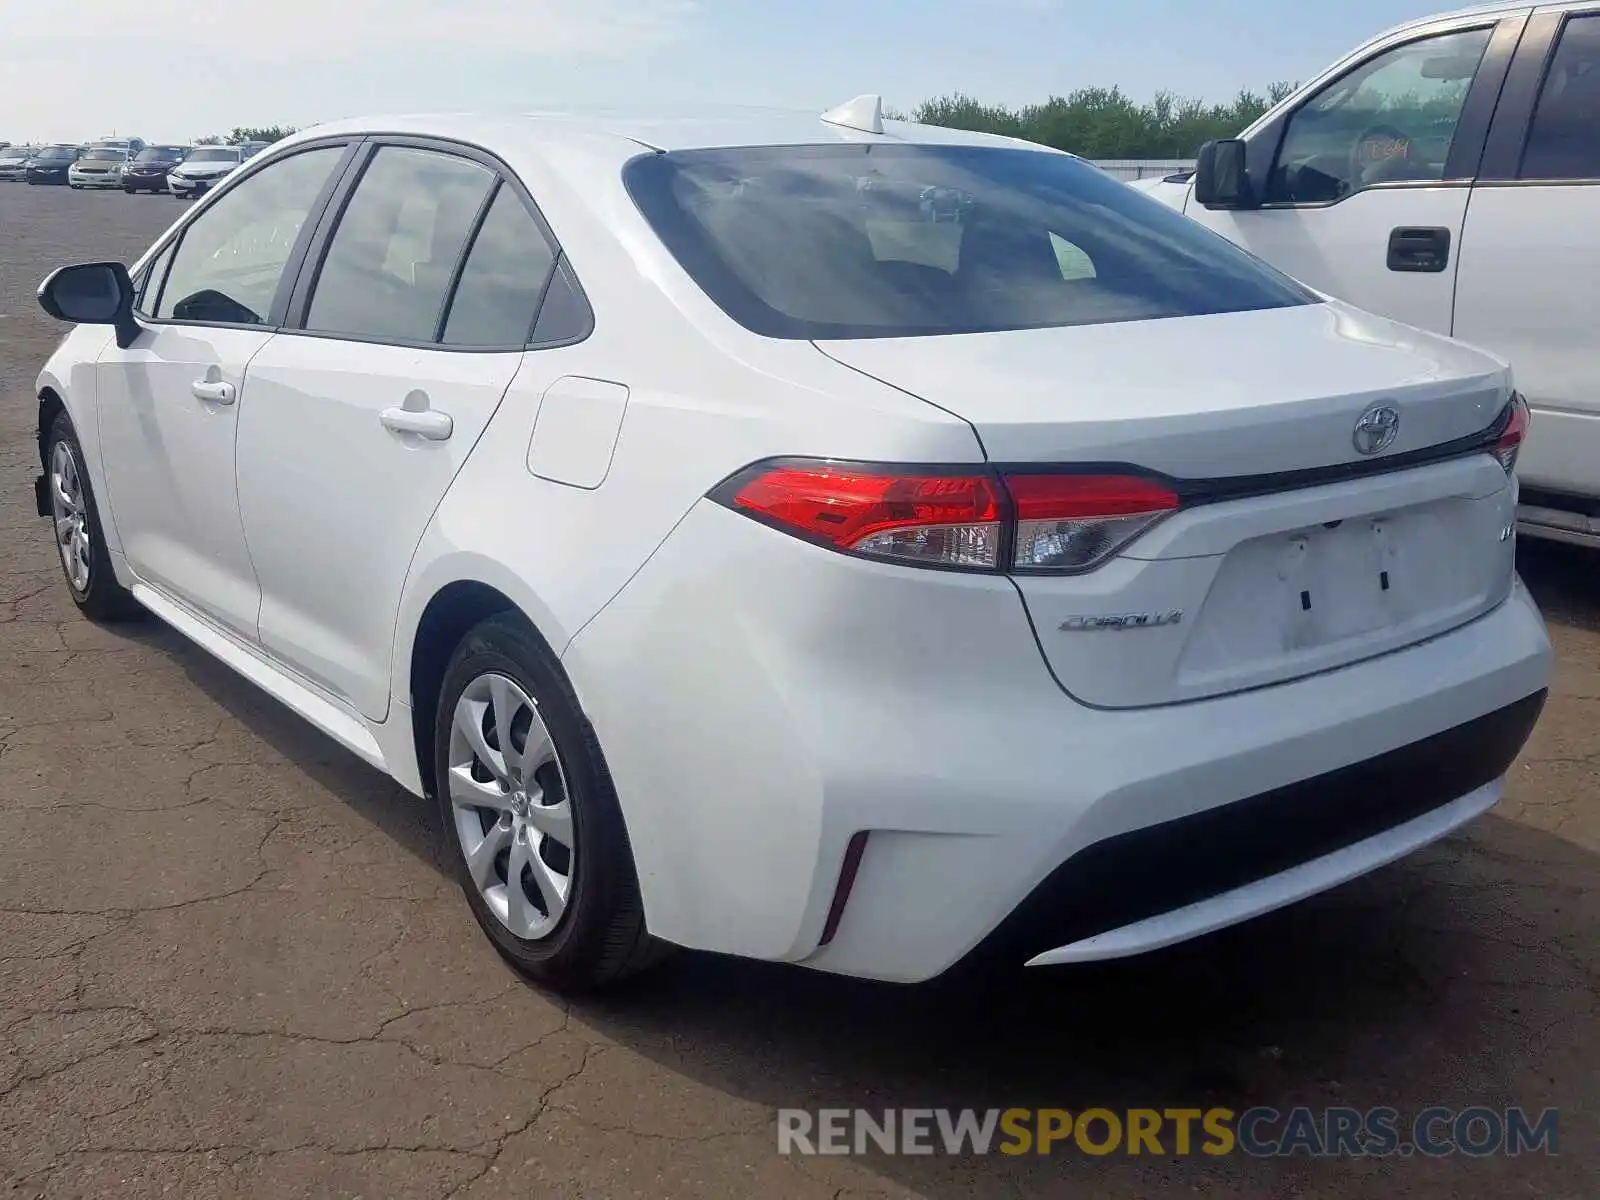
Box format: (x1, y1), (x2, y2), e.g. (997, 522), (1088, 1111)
(1004, 473), (1180, 571)
(728, 464), (1004, 568)
(717, 462), (1180, 573)
(1493, 392), (1529, 475)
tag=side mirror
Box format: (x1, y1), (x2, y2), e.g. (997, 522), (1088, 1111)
(1194, 139), (1253, 210)
(37, 262), (140, 349)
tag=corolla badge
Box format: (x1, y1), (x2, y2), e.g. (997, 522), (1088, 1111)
(1352, 404), (1401, 456)
(1060, 611), (1183, 632)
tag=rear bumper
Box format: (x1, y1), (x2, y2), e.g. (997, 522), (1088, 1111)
(1002, 691), (1542, 968)
(568, 500), (1552, 983)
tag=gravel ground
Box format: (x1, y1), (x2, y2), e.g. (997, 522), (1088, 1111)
(0, 181), (1594, 1199)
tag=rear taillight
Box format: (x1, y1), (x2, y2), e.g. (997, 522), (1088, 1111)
(714, 461), (1180, 574)
(1006, 473), (1180, 571)
(1492, 392), (1529, 475)
(721, 464), (1003, 569)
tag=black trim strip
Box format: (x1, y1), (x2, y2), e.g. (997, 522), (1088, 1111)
(432, 177), (503, 344)
(1478, 10), (1565, 181)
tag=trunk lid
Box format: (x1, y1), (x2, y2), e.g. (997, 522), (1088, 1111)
(816, 301), (1519, 708)
(815, 302), (1508, 475)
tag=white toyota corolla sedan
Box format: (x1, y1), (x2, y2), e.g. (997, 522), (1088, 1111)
(32, 99), (1551, 992)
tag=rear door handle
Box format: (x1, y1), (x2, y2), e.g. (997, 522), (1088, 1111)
(379, 405), (453, 441)
(191, 378), (236, 404)
(1387, 226), (1451, 273)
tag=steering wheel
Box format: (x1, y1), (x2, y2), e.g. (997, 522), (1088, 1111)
(1350, 124), (1415, 187)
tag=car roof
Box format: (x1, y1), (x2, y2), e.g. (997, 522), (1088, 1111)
(298, 104), (1061, 158)
(1366, 0), (1532, 43)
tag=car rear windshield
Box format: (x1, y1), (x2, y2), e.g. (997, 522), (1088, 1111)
(187, 148), (239, 163)
(624, 143), (1315, 340)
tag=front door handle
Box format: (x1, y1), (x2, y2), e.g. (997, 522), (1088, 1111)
(1387, 226), (1451, 273)
(191, 378), (236, 404)
(379, 405), (453, 441)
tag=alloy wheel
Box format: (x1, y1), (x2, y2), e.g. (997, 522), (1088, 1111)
(447, 673), (575, 941)
(50, 440), (91, 592)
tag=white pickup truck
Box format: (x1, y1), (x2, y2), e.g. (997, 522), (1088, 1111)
(1135, 1), (1600, 549)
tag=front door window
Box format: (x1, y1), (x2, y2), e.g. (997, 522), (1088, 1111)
(1265, 27), (1493, 204)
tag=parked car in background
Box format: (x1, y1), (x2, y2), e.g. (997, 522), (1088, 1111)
(68, 146), (132, 189)
(31, 107), (1548, 991)
(1138, 1), (1600, 550)
(0, 146), (35, 181)
(238, 140), (272, 159)
(166, 145), (245, 198)
(90, 137), (145, 158)
(121, 145), (191, 193)
(25, 145), (81, 185)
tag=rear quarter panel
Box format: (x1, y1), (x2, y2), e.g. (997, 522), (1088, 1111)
(387, 133), (982, 718)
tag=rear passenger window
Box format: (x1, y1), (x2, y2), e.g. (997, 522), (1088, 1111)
(1521, 14), (1600, 180)
(440, 185), (556, 347)
(530, 263), (592, 344)
(305, 146), (494, 343)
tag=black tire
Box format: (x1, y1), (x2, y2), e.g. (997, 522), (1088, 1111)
(434, 612), (669, 992)
(44, 412), (138, 622)
(123, 187), (135, 194)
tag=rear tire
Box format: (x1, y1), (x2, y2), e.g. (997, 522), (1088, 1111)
(433, 613), (670, 992)
(44, 412), (138, 622)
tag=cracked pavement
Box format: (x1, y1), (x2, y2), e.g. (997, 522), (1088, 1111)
(0, 185), (1595, 1199)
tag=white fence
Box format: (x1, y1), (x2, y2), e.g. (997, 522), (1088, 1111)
(1088, 158), (1195, 181)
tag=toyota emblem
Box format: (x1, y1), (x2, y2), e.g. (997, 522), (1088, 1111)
(1352, 404), (1401, 456)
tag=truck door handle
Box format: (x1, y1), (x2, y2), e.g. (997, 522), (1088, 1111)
(190, 378), (236, 404)
(379, 403), (453, 441)
(1387, 226), (1451, 273)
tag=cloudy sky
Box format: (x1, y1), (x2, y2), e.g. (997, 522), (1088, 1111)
(4, 0), (1449, 144)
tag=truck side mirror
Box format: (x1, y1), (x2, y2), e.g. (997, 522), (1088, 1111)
(1194, 139), (1253, 210)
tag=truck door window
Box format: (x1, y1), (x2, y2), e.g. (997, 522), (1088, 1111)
(1266, 27), (1493, 204)
(1521, 14), (1600, 181)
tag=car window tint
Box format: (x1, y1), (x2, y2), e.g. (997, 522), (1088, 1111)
(153, 146), (343, 325)
(1520, 14), (1600, 180)
(530, 262), (591, 344)
(1265, 27), (1493, 204)
(440, 185), (556, 347)
(305, 146), (494, 343)
(625, 144), (1313, 340)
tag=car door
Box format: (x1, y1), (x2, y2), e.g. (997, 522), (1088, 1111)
(94, 142), (355, 640)
(236, 140), (571, 719)
(1186, 15), (1525, 334)
(1453, 4), (1600, 501)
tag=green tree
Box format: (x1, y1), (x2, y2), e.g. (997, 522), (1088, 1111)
(228, 125), (297, 145)
(911, 83), (1298, 158)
